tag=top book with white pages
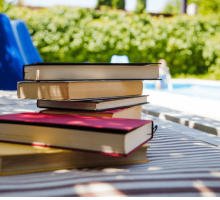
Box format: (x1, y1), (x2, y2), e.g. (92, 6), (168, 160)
(23, 62), (160, 81)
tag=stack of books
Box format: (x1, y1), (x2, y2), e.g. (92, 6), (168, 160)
(0, 62), (159, 175)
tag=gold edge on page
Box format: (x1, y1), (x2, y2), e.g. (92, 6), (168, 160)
(142, 144), (150, 148)
(0, 159), (150, 176)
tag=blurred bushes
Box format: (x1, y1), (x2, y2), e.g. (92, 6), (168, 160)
(6, 6), (220, 78)
(136, 0), (146, 13)
(112, 0), (125, 10)
(0, 0), (14, 12)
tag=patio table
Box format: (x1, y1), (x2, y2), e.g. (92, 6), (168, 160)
(0, 113), (220, 197)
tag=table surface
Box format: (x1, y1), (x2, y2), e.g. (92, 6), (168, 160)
(1, 114), (220, 197)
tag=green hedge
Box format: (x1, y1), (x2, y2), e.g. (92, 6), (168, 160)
(6, 6), (220, 78)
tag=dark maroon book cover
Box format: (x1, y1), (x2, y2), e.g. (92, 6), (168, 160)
(0, 112), (153, 157)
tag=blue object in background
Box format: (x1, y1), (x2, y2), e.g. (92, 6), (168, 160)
(110, 55), (129, 63)
(0, 14), (24, 90)
(0, 14), (43, 90)
(159, 74), (167, 89)
(10, 19), (43, 65)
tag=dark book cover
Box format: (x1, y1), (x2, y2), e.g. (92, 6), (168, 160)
(0, 112), (152, 132)
(24, 62), (159, 67)
(0, 113), (154, 157)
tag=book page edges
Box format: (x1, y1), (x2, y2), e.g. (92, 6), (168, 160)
(24, 65), (159, 80)
(18, 81), (142, 100)
(17, 82), (70, 99)
(0, 159), (149, 176)
(68, 81), (142, 99)
(24, 66), (40, 80)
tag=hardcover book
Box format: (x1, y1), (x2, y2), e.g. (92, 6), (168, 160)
(37, 95), (148, 111)
(0, 142), (150, 175)
(23, 62), (159, 81)
(40, 105), (143, 119)
(18, 81), (143, 100)
(0, 112), (154, 156)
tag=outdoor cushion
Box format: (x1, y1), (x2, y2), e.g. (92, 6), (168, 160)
(10, 19), (43, 65)
(1, 122), (220, 196)
(0, 14), (24, 90)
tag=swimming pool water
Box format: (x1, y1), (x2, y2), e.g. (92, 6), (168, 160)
(143, 83), (220, 101)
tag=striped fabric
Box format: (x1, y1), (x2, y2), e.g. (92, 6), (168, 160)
(1, 128), (220, 197)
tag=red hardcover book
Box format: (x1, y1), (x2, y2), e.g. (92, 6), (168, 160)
(0, 112), (154, 157)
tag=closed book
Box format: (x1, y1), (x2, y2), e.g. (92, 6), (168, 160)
(18, 81), (143, 100)
(0, 142), (150, 175)
(37, 95), (148, 111)
(40, 105), (143, 119)
(23, 62), (159, 81)
(0, 112), (153, 157)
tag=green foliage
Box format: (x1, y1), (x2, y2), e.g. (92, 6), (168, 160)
(0, 0), (14, 13)
(96, 0), (125, 10)
(163, 0), (220, 15)
(5, 6), (220, 79)
(136, 0), (146, 13)
(163, 0), (180, 14)
(112, 0), (125, 10)
(190, 0), (220, 15)
(96, 0), (112, 8)
(0, 0), (3, 9)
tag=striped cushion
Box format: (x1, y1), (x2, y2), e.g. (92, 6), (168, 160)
(0, 128), (220, 197)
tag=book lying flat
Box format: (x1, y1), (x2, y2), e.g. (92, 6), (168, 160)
(23, 62), (159, 81)
(37, 95), (148, 111)
(0, 112), (153, 156)
(0, 142), (150, 175)
(18, 81), (143, 100)
(40, 105), (143, 119)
